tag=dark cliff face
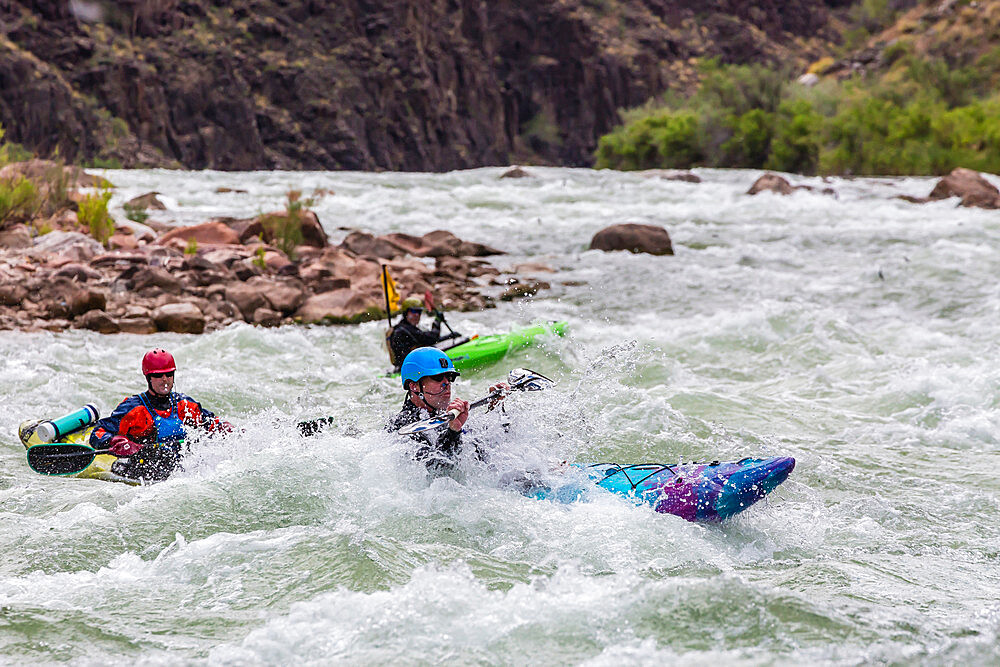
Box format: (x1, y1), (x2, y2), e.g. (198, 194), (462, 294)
(0, 0), (840, 170)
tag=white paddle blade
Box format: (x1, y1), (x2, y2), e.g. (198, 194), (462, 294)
(508, 368), (555, 391)
(397, 409), (460, 435)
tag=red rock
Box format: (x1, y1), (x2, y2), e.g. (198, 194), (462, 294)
(74, 310), (120, 333)
(31, 231), (105, 262)
(53, 263), (103, 282)
(109, 234), (139, 250)
(252, 307), (282, 326)
(125, 192), (167, 210)
(156, 221), (242, 246)
(294, 288), (384, 324)
(263, 250), (292, 272)
(118, 317), (158, 334)
(589, 223), (673, 255)
(0, 283), (27, 306)
(152, 302), (205, 334)
(748, 173), (794, 195)
(224, 282), (270, 320)
(0, 224), (32, 249)
(499, 166), (533, 179)
(132, 266), (183, 293)
(340, 230), (407, 258)
(245, 276), (306, 313)
(928, 167), (1000, 209)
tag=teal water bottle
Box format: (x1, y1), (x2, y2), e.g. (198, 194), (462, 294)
(34, 404), (100, 444)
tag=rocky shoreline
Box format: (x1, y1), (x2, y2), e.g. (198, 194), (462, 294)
(0, 163), (554, 335)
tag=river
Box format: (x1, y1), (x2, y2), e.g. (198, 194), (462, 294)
(1, 167), (997, 664)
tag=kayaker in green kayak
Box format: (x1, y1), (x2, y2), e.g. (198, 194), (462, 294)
(387, 296), (449, 370)
(387, 347), (507, 476)
(89, 349), (232, 481)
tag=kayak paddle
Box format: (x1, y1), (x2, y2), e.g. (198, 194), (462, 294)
(424, 289), (460, 339)
(398, 367), (554, 435)
(27, 443), (112, 476)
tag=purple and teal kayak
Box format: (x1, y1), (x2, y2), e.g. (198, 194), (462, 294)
(530, 457), (795, 522)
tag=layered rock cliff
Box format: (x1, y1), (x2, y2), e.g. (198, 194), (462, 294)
(1, 0), (843, 170)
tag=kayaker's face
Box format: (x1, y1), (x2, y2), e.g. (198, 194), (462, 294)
(405, 309), (421, 326)
(418, 374), (452, 411)
(148, 371), (174, 396)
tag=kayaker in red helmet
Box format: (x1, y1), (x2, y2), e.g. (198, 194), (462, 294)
(89, 349), (232, 481)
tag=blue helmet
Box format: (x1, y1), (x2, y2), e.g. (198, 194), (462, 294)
(400, 347), (459, 389)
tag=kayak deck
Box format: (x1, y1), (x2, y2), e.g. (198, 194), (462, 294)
(528, 457), (795, 522)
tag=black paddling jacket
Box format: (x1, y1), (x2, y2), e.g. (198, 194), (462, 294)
(387, 396), (481, 476)
(389, 319), (442, 368)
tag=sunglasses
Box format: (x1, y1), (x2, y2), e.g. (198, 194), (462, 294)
(427, 373), (457, 382)
(148, 371), (175, 379)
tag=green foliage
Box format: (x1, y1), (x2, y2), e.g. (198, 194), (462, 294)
(767, 99), (823, 174)
(123, 202), (149, 224)
(848, 0), (896, 33)
(0, 177), (39, 229)
(83, 157), (123, 169)
(260, 189), (326, 260)
(77, 188), (114, 246)
(184, 238), (198, 255)
(721, 109), (774, 168)
(0, 123), (33, 167)
(595, 55), (1000, 176)
(252, 245), (267, 269)
(595, 111), (703, 170)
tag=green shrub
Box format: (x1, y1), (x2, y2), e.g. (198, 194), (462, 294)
(721, 109), (774, 168)
(595, 110), (704, 170)
(123, 202), (149, 224)
(594, 55), (1000, 176)
(184, 238), (198, 255)
(0, 177), (39, 229)
(767, 99), (822, 174)
(253, 245), (267, 269)
(77, 188), (114, 246)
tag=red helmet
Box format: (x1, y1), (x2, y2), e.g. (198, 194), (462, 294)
(141, 349), (176, 375)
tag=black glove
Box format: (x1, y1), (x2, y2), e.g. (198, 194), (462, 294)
(434, 310), (445, 323)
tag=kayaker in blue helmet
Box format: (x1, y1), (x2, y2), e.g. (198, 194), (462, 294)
(387, 296), (445, 370)
(387, 347), (506, 476)
(90, 349), (232, 481)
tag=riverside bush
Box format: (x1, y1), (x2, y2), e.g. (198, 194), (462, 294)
(0, 177), (39, 229)
(595, 56), (1000, 175)
(77, 188), (114, 246)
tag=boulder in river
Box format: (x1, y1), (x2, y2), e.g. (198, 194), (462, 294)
(927, 167), (1000, 209)
(747, 173), (794, 195)
(589, 223), (673, 256)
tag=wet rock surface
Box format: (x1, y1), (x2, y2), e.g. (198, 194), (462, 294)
(589, 223), (674, 256)
(0, 166), (548, 333)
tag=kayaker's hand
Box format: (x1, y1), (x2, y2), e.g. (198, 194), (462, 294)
(433, 310), (445, 323)
(108, 435), (142, 457)
(447, 398), (470, 431)
(214, 420), (235, 434)
(487, 382), (510, 410)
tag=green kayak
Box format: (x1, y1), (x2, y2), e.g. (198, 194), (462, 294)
(388, 321), (568, 375)
(443, 321), (568, 371)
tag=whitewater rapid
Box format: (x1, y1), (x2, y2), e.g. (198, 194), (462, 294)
(1, 167), (998, 664)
